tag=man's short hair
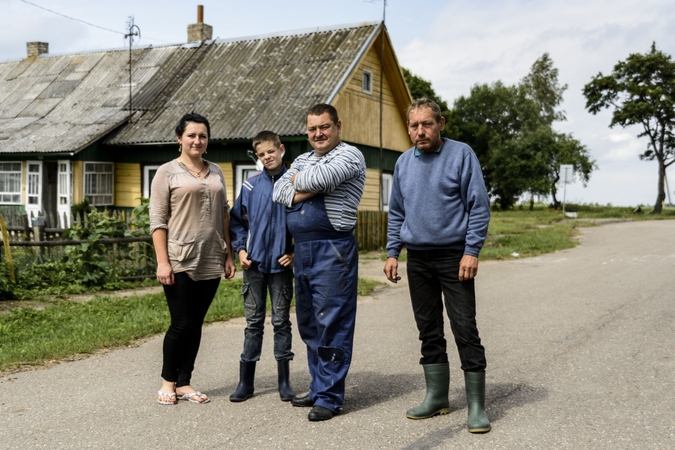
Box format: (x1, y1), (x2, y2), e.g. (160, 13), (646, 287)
(252, 130), (282, 151)
(306, 103), (339, 125)
(407, 98), (443, 123)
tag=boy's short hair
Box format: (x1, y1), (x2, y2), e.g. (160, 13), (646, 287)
(252, 130), (282, 152)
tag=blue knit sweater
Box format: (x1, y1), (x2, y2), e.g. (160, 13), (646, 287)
(386, 138), (490, 258)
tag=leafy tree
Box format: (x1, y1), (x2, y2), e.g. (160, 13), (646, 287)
(522, 52), (568, 126)
(451, 81), (540, 208)
(584, 43), (675, 213)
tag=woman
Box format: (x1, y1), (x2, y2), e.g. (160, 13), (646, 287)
(150, 113), (236, 405)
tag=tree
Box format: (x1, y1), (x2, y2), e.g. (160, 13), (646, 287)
(522, 52), (568, 126)
(584, 43), (675, 213)
(450, 81), (541, 208)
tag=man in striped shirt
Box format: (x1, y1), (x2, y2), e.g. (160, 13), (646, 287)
(273, 104), (366, 421)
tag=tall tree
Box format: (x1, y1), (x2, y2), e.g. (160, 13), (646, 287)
(584, 43), (675, 213)
(522, 52), (568, 126)
(451, 81), (540, 208)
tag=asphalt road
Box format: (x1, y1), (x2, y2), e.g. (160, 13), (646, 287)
(1, 220), (674, 449)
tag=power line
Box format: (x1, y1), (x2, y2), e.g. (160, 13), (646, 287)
(20, 0), (125, 35)
(19, 0), (173, 44)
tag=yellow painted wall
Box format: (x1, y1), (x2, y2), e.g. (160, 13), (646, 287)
(115, 163), (141, 207)
(333, 45), (411, 152)
(73, 161), (83, 204)
(215, 162), (234, 208)
(359, 168), (382, 211)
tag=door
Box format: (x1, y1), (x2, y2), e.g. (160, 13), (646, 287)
(57, 160), (72, 227)
(25, 161), (42, 222)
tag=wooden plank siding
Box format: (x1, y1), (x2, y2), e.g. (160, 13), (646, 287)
(115, 163), (141, 207)
(215, 162), (234, 208)
(333, 42), (411, 152)
(360, 168), (382, 211)
(73, 160), (83, 204)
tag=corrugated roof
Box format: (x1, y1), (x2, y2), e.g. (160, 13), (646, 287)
(106, 22), (380, 144)
(0, 22), (380, 153)
(0, 45), (183, 154)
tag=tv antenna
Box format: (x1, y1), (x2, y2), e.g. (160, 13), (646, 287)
(125, 17), (141, 123)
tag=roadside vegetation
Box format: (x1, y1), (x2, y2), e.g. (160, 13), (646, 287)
(1, 203), (673, 373)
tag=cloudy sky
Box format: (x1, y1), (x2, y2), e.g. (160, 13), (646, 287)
(2, 0), (674, 207)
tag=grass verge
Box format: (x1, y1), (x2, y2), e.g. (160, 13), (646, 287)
(0, 277), (380, 373)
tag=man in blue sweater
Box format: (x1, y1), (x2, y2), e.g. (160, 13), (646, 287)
(229, 130), (296, 403)
(384, 98), (492, 433)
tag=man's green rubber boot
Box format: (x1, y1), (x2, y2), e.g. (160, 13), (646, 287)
(464, 371), (491, 433)
(406, 362), (450, 419)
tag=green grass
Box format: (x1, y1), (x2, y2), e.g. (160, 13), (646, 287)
(357, 277), (384, 296)
(0, 277), (380, 372)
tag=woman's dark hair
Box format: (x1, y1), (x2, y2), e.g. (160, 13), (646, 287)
(175, 113), (211, 138)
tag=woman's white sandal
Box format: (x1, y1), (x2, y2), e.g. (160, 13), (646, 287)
(157, 391), (177, 405)
(178, 392), (210, 403)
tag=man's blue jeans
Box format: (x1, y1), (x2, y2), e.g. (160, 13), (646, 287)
(240, 267), (294, 362)
(406, 249), (487, 372)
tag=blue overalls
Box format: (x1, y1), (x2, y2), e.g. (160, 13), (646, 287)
(286, 194), (358, 413)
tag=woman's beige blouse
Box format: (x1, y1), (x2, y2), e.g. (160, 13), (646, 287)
(150, 159), (229, 281)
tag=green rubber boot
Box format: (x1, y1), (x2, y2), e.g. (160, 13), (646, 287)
(406, 363), (451, 419)
(464, 371), (491, 433)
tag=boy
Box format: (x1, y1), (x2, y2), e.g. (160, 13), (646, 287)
(229, 130), (295, 402)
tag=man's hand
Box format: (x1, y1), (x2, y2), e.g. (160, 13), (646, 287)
(384, 257), (400, 283)
(292, 191), (316, 204)
(459, 255), (478, 281)
(278, 252), (294, 267)
(239, 250), (252, 270)
(225, 254), (237, 279)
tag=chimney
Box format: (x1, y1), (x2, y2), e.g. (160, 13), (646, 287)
(27, 42), (49, 58)
(187, 5), (213, 42)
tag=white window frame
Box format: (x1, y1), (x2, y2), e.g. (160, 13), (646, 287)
(381, 172), (393, 212)
(83, 162), (114, 206)
(26, 161), (43, 220)
(143, 164), (161, 199)
(0, 161), (23, 205)
(235, 164), (261, 200)
(57, 160), (73, 227)
(362, 69), (373, 94)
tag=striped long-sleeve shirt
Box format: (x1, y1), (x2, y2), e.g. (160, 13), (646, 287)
(273, 142), (366, 232)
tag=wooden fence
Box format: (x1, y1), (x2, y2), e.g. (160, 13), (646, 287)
(355, 210), (388, 251)
(0, 208), (389, 255)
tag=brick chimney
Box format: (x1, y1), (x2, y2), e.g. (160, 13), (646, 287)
(27, 42), (49, 58)
(187, 5), (213, 42)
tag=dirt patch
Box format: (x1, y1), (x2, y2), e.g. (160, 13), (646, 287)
(0, 299), (52, 314)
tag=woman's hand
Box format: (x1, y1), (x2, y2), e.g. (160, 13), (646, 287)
(224, 254), (236, 279)
(156, 262), (175, 285)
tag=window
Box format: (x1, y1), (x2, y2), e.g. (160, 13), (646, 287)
(235, 164), (261, 200)
(362, 69), (373, 94)
(84, 162), (114, 205)
(0, 162), (22, 204)
(27, 163), (41, 205)
(143, 164), (161, 198)
(381, 173), (393, 212)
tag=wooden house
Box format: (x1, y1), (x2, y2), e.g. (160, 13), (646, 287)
(0, 14), (412, 227)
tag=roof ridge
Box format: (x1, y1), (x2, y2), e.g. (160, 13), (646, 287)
(212, 21), (380, 45)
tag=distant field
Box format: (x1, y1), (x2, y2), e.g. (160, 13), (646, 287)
(482, 204), (675, 260)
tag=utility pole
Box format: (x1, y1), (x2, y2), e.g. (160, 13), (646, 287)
(125, 17), (140, 123)
(378, 0), (387, 211)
